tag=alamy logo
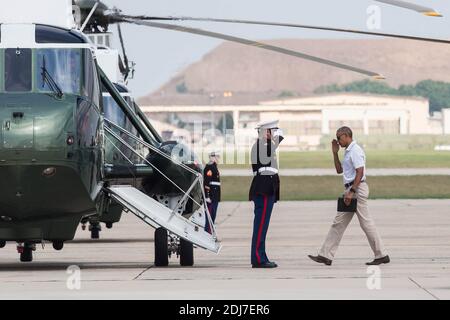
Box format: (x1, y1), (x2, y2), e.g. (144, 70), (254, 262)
(367, 5), (382, 30)
(72, 5), (81, 26)
(366, 266), (382, 290)
(66, 265), (81, 290)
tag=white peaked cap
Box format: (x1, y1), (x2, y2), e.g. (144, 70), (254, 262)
(209, 151), (221, 157)
(255, 120), (279, 130)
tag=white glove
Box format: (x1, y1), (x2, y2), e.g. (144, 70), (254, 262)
(273, 129), (283, 138)
(206, 198), (212, 204)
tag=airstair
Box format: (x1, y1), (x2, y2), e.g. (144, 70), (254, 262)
(103, 119), (221, 254)
(107, 185), (219, 252)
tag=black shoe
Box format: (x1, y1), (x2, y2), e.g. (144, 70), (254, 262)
(366, 255), (390, 265)
(252, 261), (278, 268)
(308, 255), (332, 266)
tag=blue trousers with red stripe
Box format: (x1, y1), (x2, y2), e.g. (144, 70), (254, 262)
(205, 201), (219, 233)
(251, 194), (275, 265)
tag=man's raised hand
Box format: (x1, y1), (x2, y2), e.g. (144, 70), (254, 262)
(332, 139), (340, 153)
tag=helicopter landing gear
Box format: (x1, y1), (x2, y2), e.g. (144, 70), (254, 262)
(52, 240), (64, 251)
(154, 228), (168, 267)
(179, 239), (194, 267)
(89, 222), (101, 239)
(17, 242), (35, 262)
(0, 241), (6, 248)
(154, 229), (195, 267)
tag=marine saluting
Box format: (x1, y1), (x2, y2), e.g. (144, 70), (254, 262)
(249, 120), (284, 268)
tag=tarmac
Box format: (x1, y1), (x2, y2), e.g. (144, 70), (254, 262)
(221, 168), (450, 176)
(0, 199), (449, 300)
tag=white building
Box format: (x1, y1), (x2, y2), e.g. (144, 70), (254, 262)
(142, 93), (445, 150)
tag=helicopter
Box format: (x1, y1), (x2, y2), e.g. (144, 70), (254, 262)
(0, 0), (445, 264)
(0, 0), (219, 265)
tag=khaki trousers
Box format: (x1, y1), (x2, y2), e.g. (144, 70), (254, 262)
(319, 182), (387, 260)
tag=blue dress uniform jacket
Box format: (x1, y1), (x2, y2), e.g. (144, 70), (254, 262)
(249, 136), (284, 202)
(203, 162), (221, 233)
(203, 162), (221, 202)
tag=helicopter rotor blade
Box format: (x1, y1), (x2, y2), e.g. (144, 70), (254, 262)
(114, 14), (450, 45)
(375, 0), (442, 17)
(111, 16), (384, 79)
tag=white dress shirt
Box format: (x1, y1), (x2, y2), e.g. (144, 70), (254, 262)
(342, 141), (366, 185)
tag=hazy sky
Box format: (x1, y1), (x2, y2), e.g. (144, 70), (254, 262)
(101, 0), (450, 98)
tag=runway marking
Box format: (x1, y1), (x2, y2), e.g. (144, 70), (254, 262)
(133, 265), (154, 280)
(409, 277), (440, 300)
(216, 203), (241, 226)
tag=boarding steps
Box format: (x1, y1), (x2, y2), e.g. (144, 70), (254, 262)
(106, 185), (221, 253)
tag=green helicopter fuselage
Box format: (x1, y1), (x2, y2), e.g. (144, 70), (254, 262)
(0, 41), (103, 241)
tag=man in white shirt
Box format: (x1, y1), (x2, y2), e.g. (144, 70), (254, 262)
(308, 126), (389, 266)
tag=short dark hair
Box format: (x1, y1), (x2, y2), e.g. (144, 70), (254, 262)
(337, 126), (353, 138)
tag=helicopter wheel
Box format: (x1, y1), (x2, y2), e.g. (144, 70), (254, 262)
(154, 228), (169, 267)
(0, 241), (6, 248)
(90, 223), (101, 239)
(91, 228), (100, 239)
(179, 239), (194, 267)
(52, 241), (64, 251)
(20, 243), (34, 262)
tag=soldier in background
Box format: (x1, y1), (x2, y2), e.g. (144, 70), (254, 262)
(249, 120), (284, 268)
(204, 151), (221, 233)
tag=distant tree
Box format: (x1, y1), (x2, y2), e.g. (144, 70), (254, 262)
(278, 90), (296, 98)
(314, 79), (450, 113)
(414, 80), (450, 113)
(397, 84), (416, 96)
(315, 83), (342, 94)
(314, 79), (396, 95)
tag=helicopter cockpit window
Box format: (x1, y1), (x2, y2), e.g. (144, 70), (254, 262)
(35, 49), (81, 95)
(83, 49), (100, 107)
(35, 25), (86, 44)
(5, 48), (32, 92)
(103, 95), (139, 136)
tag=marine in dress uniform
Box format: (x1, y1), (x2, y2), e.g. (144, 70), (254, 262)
(249, 120), (284, 268)
(204, 151), (221, 233)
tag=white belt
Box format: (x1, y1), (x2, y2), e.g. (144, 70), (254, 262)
(253, 167), (279, 175)
(210, 181), (221, 186)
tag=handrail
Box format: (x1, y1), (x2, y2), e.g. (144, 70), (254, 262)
(104, 125), (204, 210)
(105, 118), (199, 176)
(104, 120), (215, 237)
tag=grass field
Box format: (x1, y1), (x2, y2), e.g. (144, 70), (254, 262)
(216, 150), (450, 169)
(220, 176), (450, 201)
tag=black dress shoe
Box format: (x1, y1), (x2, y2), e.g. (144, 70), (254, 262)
(252, 261), (278, 268)
(308, 255), (332, 266)
(366, 255), (390, 265)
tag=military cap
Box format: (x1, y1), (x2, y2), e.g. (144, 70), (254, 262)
(255, 120), (279, 130)
(208, 151), (221, 157)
